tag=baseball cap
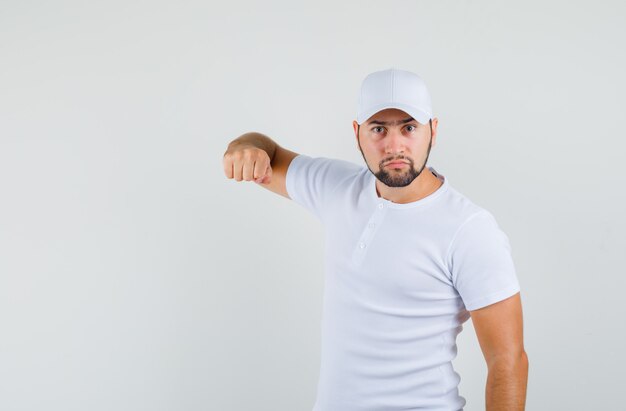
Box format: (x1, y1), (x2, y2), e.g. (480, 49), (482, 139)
(356, 67), (433, 125)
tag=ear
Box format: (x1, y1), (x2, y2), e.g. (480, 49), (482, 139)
(353, 120), (360, 149)
(431, 117), (439, 148)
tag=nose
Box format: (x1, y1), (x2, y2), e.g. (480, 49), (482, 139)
(384, 128), (405, 154)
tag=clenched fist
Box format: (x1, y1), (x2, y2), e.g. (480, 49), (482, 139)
(222, 143), (273, 185)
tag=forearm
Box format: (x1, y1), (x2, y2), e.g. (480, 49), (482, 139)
(485, 352), (529, 410)
(227, 132), (278, 162)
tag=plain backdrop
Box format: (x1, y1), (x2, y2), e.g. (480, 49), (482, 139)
(1, 1), (625, 410)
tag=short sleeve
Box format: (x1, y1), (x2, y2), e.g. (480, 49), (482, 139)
(447, 210), (521, 311)
(285, 154), (357, 223)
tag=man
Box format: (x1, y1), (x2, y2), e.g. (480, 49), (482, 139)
(222, 68), (528, 411)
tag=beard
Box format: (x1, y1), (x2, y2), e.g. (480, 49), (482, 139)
(357, 133), (433, 188)
(375, 159), (423, 187)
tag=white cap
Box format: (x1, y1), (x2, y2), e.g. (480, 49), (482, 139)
(356, 67), (433, 125)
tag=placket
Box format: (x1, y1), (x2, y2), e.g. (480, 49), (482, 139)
(351, 201), (389, 268)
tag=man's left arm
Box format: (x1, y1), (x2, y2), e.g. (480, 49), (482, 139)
(469, 292), (529, 410)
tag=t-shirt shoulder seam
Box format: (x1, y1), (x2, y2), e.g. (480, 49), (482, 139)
(444, 209), (490, 268)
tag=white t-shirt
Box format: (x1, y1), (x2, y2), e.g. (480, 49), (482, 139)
(286, 154), (521, 411)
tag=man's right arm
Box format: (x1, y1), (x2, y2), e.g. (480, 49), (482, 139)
(222, 132), (300, 199)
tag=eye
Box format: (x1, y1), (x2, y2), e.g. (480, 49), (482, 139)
(372, 126), (385, 133)
(405, 124), (416, 132)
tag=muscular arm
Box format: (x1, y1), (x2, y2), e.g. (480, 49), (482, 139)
(469, 292), (529, 410)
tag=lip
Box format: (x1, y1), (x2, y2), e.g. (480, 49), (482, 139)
(385, 161), (409, 167)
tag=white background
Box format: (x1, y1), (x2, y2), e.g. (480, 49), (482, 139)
(1, 1), (625, 410)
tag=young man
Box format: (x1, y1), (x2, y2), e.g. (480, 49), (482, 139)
(223, 68), (529, 411)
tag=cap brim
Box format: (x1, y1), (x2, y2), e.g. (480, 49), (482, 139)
(357, 103), (431, 125)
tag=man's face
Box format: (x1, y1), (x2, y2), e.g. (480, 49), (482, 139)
(353, 108), (438, 188)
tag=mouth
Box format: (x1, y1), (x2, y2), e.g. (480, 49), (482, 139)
(385, 161), (409, 167)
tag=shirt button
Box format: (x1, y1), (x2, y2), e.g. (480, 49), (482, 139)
(359, 242), (366, 249)
(368, 222), (376, 229)
(378, 203), (384, 209)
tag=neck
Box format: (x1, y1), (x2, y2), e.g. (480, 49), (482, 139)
(375, 167), (442, 204)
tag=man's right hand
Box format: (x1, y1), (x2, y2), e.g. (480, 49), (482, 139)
(222, 143), (273, 185)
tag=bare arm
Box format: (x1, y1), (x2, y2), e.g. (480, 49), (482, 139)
(222, 132), (299, 199)
(470, 292), (529, 410)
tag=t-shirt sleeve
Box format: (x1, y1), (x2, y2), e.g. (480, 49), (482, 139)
(285, 154), (353, 223)
(447, 210), (521, 311)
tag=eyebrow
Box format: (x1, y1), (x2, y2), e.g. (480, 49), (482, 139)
(366, 117), (416, 126)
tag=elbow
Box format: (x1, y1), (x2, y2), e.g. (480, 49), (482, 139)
(488, 349), (529, 371)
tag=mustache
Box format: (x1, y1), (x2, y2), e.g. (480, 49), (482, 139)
(382, 157), (412, 165)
